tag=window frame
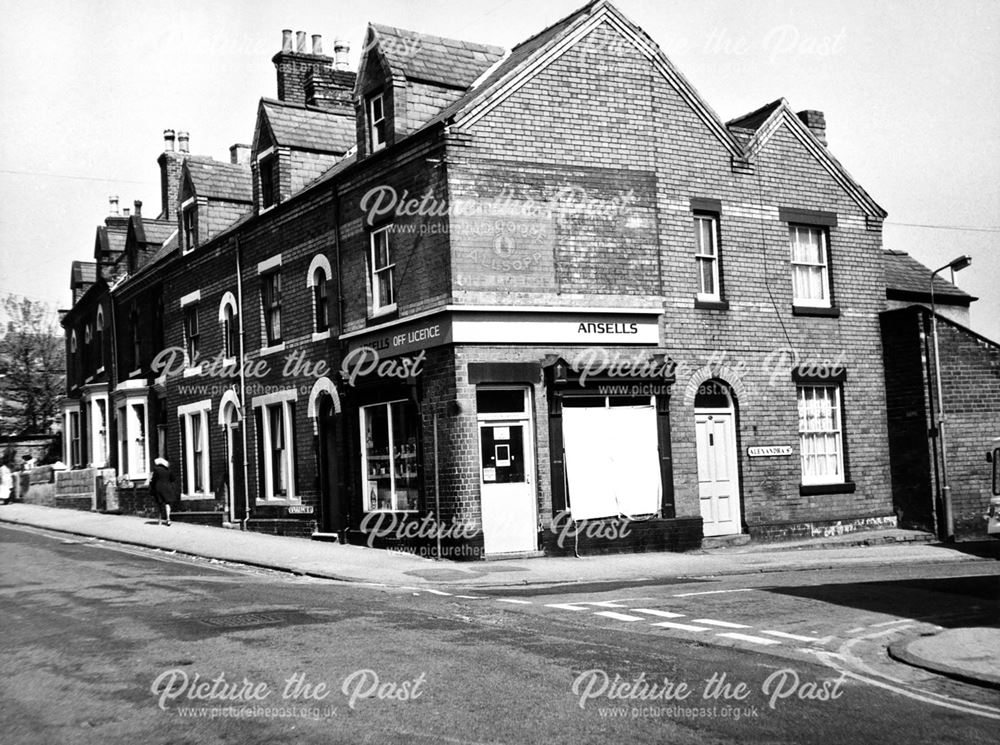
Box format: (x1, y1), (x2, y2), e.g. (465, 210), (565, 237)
(259, 153), (278, 210)
(182, 199), (198, 253)
(251, 390), (299, 502)
(796, 383), (846, 486)
(218, 292), (240, 362)
(183, 304), (200, 367)
(95, 307), (104, 371)
(369, 225), (396, 316)
(693, 212), (722, 302)
(261, 270), (282, 347)
(360, 399), (420, 513)
(368, 92), (387, 152)
(789, 224), (832, 309)
(178, 399), (212, 498)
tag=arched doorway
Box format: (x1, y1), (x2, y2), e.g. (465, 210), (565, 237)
(307, 377), (343, 535)
(694, 378), (742, 536)
(218, 391), (244, 524)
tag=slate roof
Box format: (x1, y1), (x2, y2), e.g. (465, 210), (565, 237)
(370, 23), (505, 89)
(71, 261), (97, 286)
(135, 218), (176, 247)
(261, 99), (355, 153)
(429, 2), (594, 125)
(884, 250), (976, 303)
(96, 224), (127, 258)
(184, 157), (252, 202)
(726, 99), (784, 132)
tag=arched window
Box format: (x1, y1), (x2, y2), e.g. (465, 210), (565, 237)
(307, 254), (332, 336)
(70, 330), (77, 354)
(95, 307), (105, 369)
(218, 292), (240, 360)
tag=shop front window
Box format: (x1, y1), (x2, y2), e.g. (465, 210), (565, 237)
(361, 400), (418, 511)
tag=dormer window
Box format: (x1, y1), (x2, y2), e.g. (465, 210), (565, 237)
(259, 153), (278, 209)
(182, 201), (198, 253)
(368, 93), (387, 152)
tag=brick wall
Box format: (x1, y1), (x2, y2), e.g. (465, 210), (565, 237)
(881, 305), (1000, 538)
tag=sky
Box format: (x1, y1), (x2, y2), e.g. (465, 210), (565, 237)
(1, 0), (997, 339)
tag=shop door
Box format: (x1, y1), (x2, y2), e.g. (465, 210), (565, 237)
(695, 412), (742, 536)
(318, 394), (344, 533)
(480, 419), (537, 554)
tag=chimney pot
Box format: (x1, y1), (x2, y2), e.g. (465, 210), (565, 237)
(334, 39), (350, 70)
(163, 128), (176, 152)
(312, 34), (323, 55)
(177, 131), (190, 153)
(123, 208), (130, 217)
(133, 200), (142, 217)
(296, 31), (307, 53)
(109, 195), (119, 216)
(281, 29), (293, 52)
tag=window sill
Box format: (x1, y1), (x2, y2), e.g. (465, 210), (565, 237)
(368, 305), (398, 323)
(363, 509), (420, 515)
(312, 330), (331, 343)
(182, 491), (215, 501)
(182, 366), (203, 378)
(255, 498), (300, 506)
(799, 482), (856, 496)
(694, 298), (729, 311)
(792, 305), (840, 318)
(260, 342), (286, 357)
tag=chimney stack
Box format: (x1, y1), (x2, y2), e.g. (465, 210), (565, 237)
(334, 39), (350, 71)
(133, 200), (142, 218)
(123, 207), (130, 217)
(158, 127), (188, 220)
(109, 195), (119, 216)
(273, 28), (338, 105)
(229, 143), (251, 165)
(796, 110), (827, 147)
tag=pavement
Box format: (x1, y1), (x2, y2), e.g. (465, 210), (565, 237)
(1, 501), (998, 689)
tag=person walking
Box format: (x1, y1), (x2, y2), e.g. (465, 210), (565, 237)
(149, 457), (177, 526)
(0, 459), (12, 505)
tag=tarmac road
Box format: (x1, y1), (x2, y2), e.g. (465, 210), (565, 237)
(1, 522), (997, 745)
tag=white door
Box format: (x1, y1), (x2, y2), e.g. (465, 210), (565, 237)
(480, 420), (537, 554)
(695, 412), (742, 537)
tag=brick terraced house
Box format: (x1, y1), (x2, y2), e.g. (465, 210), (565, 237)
(60, 0), (944, 555)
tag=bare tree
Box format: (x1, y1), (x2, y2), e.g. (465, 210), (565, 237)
(0, 295), (65, 436)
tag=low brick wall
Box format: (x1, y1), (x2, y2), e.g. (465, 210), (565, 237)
(541, 517), (704, 557)
(53, 469), (97, 511)
(247, 518), (318, 538)
(748, 514), (898, 542)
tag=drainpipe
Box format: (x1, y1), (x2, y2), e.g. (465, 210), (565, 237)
(235, 235), (252, 530)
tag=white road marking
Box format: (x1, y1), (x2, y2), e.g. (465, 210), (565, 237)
(584, 601), (628, 608)
(812, 651), (1000, 721)
(593, 611), (644, 622)
(692, 619), (751, 629)
(423, 589), (453, 596)
(453, 595), (485, 599)
(864, 625), (917, 639)
(716, 632), (782, 646)
(545, 603), (588, 611)
(633, 609), (686, 619)
(650, 621), (711, 632)
(871, 618), (916, 627)
(672, 588), (755, 597)
(760, 630), (828, 643)
(496, 598), (532, 605)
